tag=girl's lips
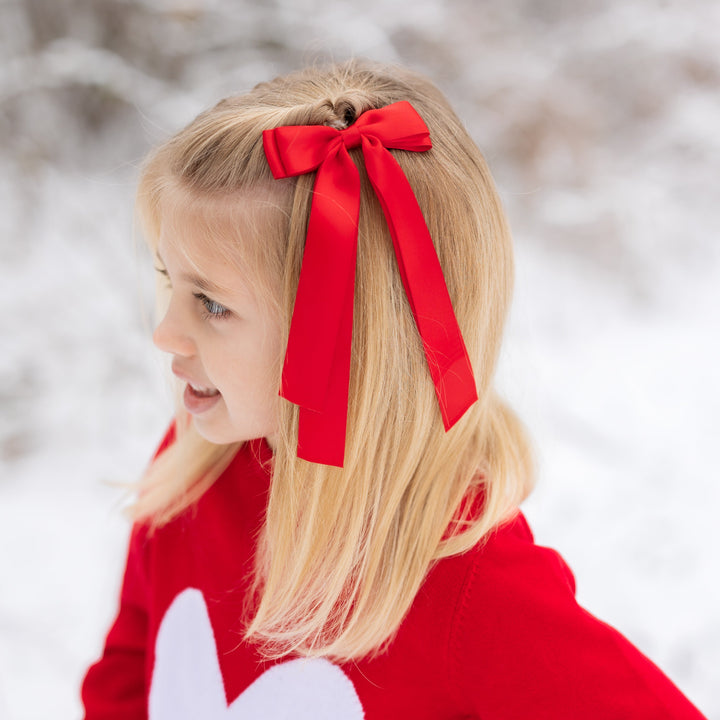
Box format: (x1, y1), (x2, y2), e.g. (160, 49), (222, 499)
(183, 383), (221, 414)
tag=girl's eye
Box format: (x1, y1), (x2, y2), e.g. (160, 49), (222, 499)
(194, 293), (231, 319)
(155, 265), (171, 288)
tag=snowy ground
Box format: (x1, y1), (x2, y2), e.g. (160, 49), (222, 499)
(0, 1), (718, 718)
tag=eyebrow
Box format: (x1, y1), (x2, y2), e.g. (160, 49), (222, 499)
(184, 272), (228, 295)
(155, 251), (229, 296)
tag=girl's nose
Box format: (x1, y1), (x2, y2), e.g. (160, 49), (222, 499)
(153, 303), (195, 357)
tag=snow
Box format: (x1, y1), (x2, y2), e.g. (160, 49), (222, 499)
(0, 0), (718, 717)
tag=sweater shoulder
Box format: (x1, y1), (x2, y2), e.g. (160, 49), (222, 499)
(445, 512), (706, 719)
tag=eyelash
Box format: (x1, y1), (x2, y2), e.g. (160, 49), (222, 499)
(155, 265), (171, 288)
(193, 293), (231, 320)
(154, 266), (230, 320)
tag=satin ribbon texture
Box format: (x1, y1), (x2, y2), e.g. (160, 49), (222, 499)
(263, 100), (477, 467)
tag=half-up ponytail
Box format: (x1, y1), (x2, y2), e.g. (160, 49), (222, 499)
(134, 59), (533, 661)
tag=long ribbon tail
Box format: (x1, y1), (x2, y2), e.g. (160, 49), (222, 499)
(296, 276), (352, 466)
(280, 145), (360, 466)
(362, 135), (478, 428)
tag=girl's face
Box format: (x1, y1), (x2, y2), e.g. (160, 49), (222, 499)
(152, 190), (282, 449)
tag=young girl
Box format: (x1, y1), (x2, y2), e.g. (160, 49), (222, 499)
(81, 60), (706, 719)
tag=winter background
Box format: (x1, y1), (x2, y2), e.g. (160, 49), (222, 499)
(0, 0), (718, 717)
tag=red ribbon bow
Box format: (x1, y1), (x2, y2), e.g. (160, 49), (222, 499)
(263, 101), (477, 467)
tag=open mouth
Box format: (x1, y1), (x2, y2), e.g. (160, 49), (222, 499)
(184, 382), (221, 413)
(188, 382), (220, 398)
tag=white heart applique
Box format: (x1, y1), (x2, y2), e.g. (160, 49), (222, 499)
(149, 588), (365, 720)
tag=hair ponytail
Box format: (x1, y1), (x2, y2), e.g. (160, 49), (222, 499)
(134, 59), (534, 660)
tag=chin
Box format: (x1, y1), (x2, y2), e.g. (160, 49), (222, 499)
(191, 418), (239, 446)
(192, 416), (271, 447)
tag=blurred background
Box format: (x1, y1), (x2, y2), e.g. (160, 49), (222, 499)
(0, 0), (718, 717)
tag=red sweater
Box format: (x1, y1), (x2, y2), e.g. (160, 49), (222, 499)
(82, 434), (706, 719)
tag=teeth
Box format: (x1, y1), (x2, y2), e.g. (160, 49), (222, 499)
(189, 382), (218, 397)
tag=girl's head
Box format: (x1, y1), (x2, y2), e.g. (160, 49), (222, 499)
(140, 59), (513, 458)
(136, 59), (532, 660)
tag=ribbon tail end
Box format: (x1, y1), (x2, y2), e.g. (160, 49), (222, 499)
(437, 355), (478, 431)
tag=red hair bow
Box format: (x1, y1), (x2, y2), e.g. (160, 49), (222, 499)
(263, 101), (477, 467)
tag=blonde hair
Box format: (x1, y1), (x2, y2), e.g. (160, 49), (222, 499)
(135, 59), (533, 661)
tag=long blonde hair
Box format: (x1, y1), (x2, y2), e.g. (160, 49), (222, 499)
(134, 59), (533, 661)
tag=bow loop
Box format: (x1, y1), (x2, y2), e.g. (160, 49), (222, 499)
(263, 125), (341, 178)
(263, 101), (477, 467)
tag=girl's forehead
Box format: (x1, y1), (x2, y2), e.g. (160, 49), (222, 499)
(159, 185), (272, 246)
(157, 184), (284, 294)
